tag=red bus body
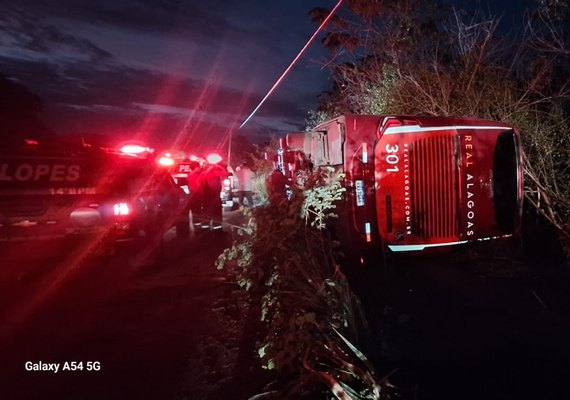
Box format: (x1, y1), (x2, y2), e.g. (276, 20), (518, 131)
(283, 115), (524, 254)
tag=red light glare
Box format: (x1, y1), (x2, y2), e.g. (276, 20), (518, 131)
(120, 144), (150, 155)
(24, 139), (39, 145)
(158, 156), (175, 167)
(113, 202), (131, 216)
(206, 153), (222, 164)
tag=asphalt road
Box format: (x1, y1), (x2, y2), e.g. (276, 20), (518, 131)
(0, 225), (233, 400)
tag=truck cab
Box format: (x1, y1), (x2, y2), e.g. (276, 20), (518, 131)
(0, 139), (189, 251)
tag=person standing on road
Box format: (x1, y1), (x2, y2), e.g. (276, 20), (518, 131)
(235, 161), (255, 207)
(186, 161), (205, 231)
(202, 162), (226, 232)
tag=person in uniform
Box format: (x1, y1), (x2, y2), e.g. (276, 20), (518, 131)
(185, 161), (205, 231)
(201, 162), (227, 231)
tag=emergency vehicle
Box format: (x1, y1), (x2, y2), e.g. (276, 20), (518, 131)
(158, 151), (235, 205)
(0, 138), (190, 262)
(280, 115), (523, 258)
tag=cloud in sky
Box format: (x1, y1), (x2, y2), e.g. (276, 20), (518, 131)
(0, 0), (335, 150)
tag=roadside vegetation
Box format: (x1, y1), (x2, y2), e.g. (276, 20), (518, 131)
(217, 167), (392, 399)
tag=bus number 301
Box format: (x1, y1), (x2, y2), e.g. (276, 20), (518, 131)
(385, 144), (399, 173)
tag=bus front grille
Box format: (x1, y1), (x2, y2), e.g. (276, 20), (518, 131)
(409, 135), (458, 238)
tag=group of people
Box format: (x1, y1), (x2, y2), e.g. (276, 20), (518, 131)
(236, 161), (293, 207)
(181, 158), (293, 233)
(184, 161), (227, 232)
(181, 159), (256, 232)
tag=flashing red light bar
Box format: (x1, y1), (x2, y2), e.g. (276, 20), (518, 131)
(158, 156), (175, 167)
(120, 144), (152, 155)
(206, 153), (222, 164)
(113, 202), (131, 216)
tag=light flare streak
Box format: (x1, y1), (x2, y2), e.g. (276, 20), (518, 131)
(239, 0), (344, 130)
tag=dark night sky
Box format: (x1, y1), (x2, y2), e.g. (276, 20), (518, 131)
(0, 0), (538, 153)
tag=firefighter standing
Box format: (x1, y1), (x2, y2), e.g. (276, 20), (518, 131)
(202, 162), (227, 231)
(185, 161), (206, 230)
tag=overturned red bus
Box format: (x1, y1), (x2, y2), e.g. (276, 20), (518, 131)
(282, 115), (524, 255)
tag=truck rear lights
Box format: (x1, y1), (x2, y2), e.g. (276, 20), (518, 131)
(113, 202), (131, 216)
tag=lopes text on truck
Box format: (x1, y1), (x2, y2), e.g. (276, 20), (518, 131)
(281, 115), (523, 258)
(0, 139), (189, 262)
